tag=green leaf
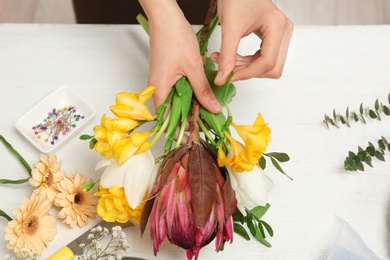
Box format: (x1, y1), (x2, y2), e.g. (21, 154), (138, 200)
(369, 109), (378, 119)
(0, 210), (12, 221)
(364, 156), (373, 168)
(259, 156), (266, 170)
(375, 99), (380, 110)
(356, 161), (365, 171)
(366, 146), (376, 156)
(266, 152), (290, 162)
(0, 135), (32, 175)
(359, 103), (364, 114)
(233, 208), (245, 224)
(270, 157), (293, 180)
(261, 220), (274, 237)
(246, 214), (256, 237)
(233, 223), (250, 241)
(383, 106), (390, 116)
(165, 91), (182, 138)
(199, 107), (227, 137)
(205, 70), (237, 106)
(0, 178), (30, 184)
(89, 138), (97, 149)
(375, 151), (385, 161)
(79, 134), (93, 140)
(251, 204), (271, 219)
(254, 225), (272, 247)
(174, 77), (193, 123)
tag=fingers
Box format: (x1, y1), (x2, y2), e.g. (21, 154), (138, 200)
(213, 29), (241, 86)
(234, 19), (293, 80)
(186, 66), (222, 114)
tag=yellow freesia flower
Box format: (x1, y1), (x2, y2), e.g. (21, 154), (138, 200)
(231, 113), (271, 158)
(95, 185), (145, 224)
(113, 131), (153, 164)
(110, 86), (156, 121)
(94, 114), (139, 159)
(218, 132), (256, 172)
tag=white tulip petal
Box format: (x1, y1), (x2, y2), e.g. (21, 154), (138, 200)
(124, 150), (155, 209)
(227, 166), (273, 213)
(99, 159), (127, 188)
(95, 157), (116, 171)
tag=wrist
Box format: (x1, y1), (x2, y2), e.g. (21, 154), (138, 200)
(139, 0), (179, 19)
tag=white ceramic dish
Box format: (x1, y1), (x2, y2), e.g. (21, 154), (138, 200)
(15, 86), (96, 153)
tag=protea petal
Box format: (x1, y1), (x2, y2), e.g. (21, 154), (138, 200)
(124, 150), (155, 209)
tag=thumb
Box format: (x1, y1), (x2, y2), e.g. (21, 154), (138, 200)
(214, 30), (240, 86)
(187, 70), (222, 114)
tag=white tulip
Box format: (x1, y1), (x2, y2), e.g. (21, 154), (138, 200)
(227, 166), (274, 215)
(96, 150), (156, 209)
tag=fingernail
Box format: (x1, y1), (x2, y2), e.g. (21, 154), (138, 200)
(211, 100), (223, 113)
(214, 71), (223, 83)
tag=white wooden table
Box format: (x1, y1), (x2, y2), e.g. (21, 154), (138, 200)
(0, 24), (389, 259)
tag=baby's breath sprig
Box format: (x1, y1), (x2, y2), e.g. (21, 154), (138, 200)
(344, 136), (390, 171)
(77, 225), (129, 260)
(323, 92), (390, 128)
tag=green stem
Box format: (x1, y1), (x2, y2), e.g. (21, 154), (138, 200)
(150, 111), (172, 147)
(0, 210), (12, 221)
(0, 178), (29, 184)
(136, 14), (149, 35)
(175, 115), (187, 148)
(197, 118), (216, 146)
(0, 135), (32, 175)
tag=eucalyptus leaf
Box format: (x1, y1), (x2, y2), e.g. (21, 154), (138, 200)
(270, 157), (293, 180)
(259, 156), (266, 170)
(254, 225), (272, 247)
(233, 223), (250, 240)
(261, 220), (274, 237)
(266, 152), (290, 162)
(250, 204), (271, 219)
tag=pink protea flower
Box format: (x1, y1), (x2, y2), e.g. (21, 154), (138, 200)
(141, 144), (237, 260)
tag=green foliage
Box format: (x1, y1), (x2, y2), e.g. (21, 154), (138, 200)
(0, 209), (12, 221)
(344, 136), (389, 171)
(260, 152), (292, 180)
(233, 204), (273, 247)
(323, 92), (390, 128)
(0, 134), (32, 175)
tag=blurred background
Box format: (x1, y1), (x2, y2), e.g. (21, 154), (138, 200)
(0, 0), (389, 25)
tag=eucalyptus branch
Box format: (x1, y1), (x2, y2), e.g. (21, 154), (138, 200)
(259, 152), (291, 180)
(323, 92), (390, 128)
(232, 204), (273, 247)
(344, 136), (390, 171)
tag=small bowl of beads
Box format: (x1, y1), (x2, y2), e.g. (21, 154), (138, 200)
(15, 86), (96, 153)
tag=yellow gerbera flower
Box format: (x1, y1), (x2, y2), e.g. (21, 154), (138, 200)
(29, 153), (65, 203)
(4, 194), (57, 257)
(55, 173), (98, 227)
(110, 86), (156, 121)
(95, 185), (145, 224)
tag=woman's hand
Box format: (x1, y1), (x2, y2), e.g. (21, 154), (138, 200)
(211, 0), (294, 85)
(140, 0), (222, 113)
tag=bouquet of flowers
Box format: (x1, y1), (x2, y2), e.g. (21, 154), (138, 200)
(81, 5), (289, 260)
